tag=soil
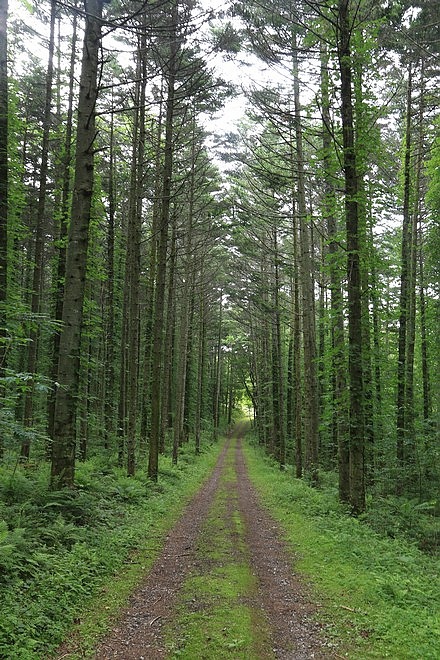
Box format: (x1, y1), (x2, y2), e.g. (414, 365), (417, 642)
(81, 424), (334, 658)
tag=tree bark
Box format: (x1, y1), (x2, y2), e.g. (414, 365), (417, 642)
(292, 31), (319, 484)
(22, 0), (56, 457)
(51, 0), (104, 488)
(337, 0), (365, 514)
(148, 0), (179, 481)
(396, 64), (413, 492)
(47, 7), (78, 446)
(0, 0), (8, 461)
(321, 44), (350, 503)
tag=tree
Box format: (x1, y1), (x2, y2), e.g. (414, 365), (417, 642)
(337, 0), (365, 514)
(47, 6), (79, 446)
(320, 42), (350, 502)
(148, 0), (180, 481)
(0, 0), (8, 457)
(51, 0), (106, 488)
(125, 28), (147, 477)
(291, 28), (319, 484)
(21, 0), (57, 459)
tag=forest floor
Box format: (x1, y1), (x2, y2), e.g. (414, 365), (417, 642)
(88, 423), (333, 659)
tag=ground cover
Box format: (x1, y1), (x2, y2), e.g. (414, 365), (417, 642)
(243, 436), (440, 659)
(5, 422), (435, 659)
(0, 438), (223, 659)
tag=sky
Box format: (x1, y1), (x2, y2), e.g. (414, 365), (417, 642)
(7, 0), (298, 171)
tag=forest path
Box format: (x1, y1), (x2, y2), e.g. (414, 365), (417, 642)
(94, 424), (330, 659)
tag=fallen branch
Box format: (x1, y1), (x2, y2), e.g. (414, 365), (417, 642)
(340, 605), (367, 615)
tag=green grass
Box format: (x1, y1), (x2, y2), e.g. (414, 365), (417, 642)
(0, 439), (224, 659)
(243, 437), (440, 659)
(165, 438), (272, 659)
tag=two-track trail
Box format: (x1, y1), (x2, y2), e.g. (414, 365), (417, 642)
(94, 424), (331, 659)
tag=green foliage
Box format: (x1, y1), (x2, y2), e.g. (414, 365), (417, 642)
(244, 438), (440, 659)
(363, 496), (439, 554)
(211, 22), (243, 56)
(0, 440), (222, 658)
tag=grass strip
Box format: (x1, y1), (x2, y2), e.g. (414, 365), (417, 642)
(243, 438), (440, 659)
(165, 438), (272, 659)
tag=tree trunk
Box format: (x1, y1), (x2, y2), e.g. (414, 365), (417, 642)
(172, 118), (197, 463)
(104, 93), (116, 451)
(126, 32), (146, 477)
(370, 224), (383, 464)
(418, 233), (431, 423)
(321, 44), (350, 502)
(160, 212), (177, 454)
(396, 64), (413, 493)
(148, 0), (179, 481)
(338, 0), (365, 514)
(22, 0), (56, 458)
(194, 269), (206, 454)
(47, 7), (78, 446)
(271, 227), (285, 468)
(0, 0), (8, 446)
(51, 0), (103, 488)
(293, 32), (319, 484)
(140, 96), (163, 449)
(212, 291), (222, 440)
(292, 206), (302, 479)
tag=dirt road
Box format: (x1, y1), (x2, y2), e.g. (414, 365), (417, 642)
(94, 424), (331, 659)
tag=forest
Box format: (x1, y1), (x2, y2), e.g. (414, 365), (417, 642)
(0, 0), (439, 657)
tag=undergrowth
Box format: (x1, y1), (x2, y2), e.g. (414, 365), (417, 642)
(244, 435), (440, 659)
(0, 436), (223, 659)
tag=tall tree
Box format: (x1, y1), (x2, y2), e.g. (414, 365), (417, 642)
(320, 43), (350, 502)
(51, 0), (106, 488)
(148, 0), (180, 481)
(337, 0), (365, 514)
(22, 0), (56, 458)
(126, 28), (147, 477)
(292, 29), (319, 484)
(47, 7), (78, 445)
(0, 0), (8, 453)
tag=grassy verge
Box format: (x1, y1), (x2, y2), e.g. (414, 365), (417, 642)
(243, 438), (440, 659)
(165, 436), (271, 659)
(0, 438), (223, 659)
